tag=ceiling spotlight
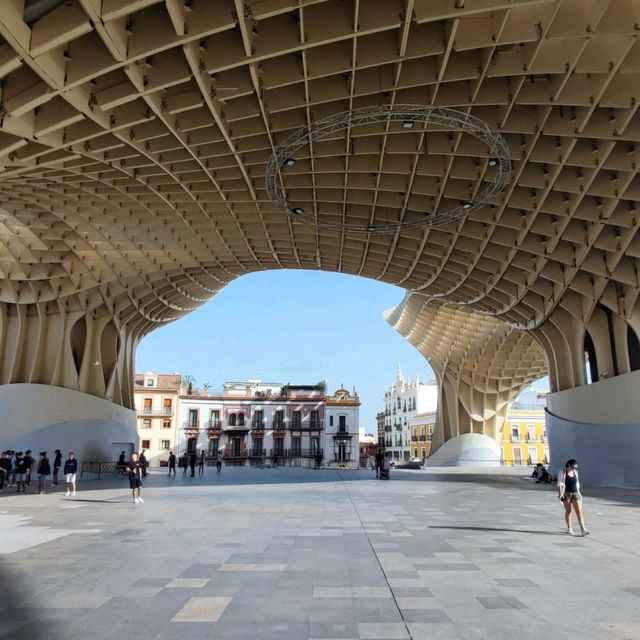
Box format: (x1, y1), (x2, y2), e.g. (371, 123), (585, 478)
(462, 203), (472, 210)
(291, 207), (304, 215)
(402, 120), (414, 129)
(367, 224), (376, 232)
(284, 157), (296, 166)
(488, 158), (498, 167)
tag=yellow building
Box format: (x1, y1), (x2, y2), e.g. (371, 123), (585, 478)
(500, 407), (549, 466)
(409, 411), (435, 460)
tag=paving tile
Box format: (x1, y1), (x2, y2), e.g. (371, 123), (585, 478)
(477, 596), (527, 610)
(166, 578), (209, 588)
(357, 622), (410, 639)
(170, 596), (231, 622)
(314, 587), (391, 599)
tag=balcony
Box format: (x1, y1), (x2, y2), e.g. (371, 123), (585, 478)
(206, 420), (222, 432)
(139, 406), (173, 416)
(223, 444), (248, 459)
(162, 407), (173, 415)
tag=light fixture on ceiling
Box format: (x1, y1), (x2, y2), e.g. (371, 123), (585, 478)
(488, 158), (498, 167)
(462, 203), (472, 210)
(402, 120), (414, 129)
(291, 207), (304, 215)
(367, 225), (376, 232)
(284, 157), (296, 166)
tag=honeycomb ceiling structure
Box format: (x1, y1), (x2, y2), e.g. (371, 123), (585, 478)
(1, 0), (640, 443)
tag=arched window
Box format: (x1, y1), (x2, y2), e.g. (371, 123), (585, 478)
(228, 413), (237, 426)
(628, 326), (640, 371)
(238, 413), (245, 426)
(584, 330), (598, 383)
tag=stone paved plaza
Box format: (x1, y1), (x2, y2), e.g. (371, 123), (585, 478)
(1, 467), (639, 640)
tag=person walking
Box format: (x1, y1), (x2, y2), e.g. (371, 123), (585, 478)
(0, 451), (11, 490)
(374, 451), (384, 479)
(24, 450), (34, 488)
(15, 452), (28, 493)
(52, 449), (62, 485)
(139, 450), (148, 477)
(37, 452), (51, 494)
(216, 449), (223, 474)
(64, 452), (78, 497)
(558, 459), (590, 536)
(126, 452), (144, 504)
(117, 450), (126, 474)
(198, 450), (206, 476)
(181, 452), (188, 476)
(168, 451), (176, 476)
(189, 450), (197, 477)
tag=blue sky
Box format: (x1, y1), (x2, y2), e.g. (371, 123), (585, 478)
(136, 270), (435, 433)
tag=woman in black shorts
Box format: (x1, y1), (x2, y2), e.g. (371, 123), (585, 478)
(557, 459), (589, 536)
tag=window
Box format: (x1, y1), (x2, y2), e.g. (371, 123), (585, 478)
(339, 415), (347, 432)
(143, 398), (152, 414)
(292, 411), (301, 428)
(310, 437), (320, 454)
(329, 415), (334, 427)
(291, 437), (301, 456)
(209, 438), (219, 454)
(511, 425), (520, 440)
(228, 413), (236, 426)
(310, 410), (320, 429)
(252, 437), (263, 456)
(188, 409), (198, 427)
(141, 418), (151, 429)
(160, 440), (171, 450)
(528, 447), (538, 464)
(397, 398), (401, 408)
(428, 425), (433, 436)
(274, 437), (284, 455)
(252, 410), (263, 429)
(527, 425), (536, 441)
(210, 410), (220, 427)
(163, 398), (172, 414)
(145, 378), (154, 387)
(274, 410), (284, 429)
(237, 413), (245, 426)
(141, 439), (151, 449)
(512, 447), (522, 464)
(162, 419), (171, 429)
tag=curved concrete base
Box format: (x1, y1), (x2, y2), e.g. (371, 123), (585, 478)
(426, 433), (501, 467)
(0, 384), (137, 463)
(546, 410), (640, 487)
(546, 371), (640, 487)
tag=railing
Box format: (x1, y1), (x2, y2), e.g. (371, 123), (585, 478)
(162, 407), (173, 415)
(206, 420), (222, 430)
(80, 461), (120, 479)
(183, 421), (200, 430)
(224, 445), (248, 458)
(142, 407), (153, 414)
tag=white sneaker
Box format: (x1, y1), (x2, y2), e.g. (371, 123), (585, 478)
(567, 528), (574, 535)
(72, 491), (76, 496)
(138, 497), (144, 503)
(582, 529), (590, 536)
(65, 491), (70, 496)
(134, 497), (139, 504)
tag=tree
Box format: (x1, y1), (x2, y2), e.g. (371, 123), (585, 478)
(182, 374), (196, 395)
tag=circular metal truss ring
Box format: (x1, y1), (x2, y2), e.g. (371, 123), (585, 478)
(265, 104), (512, 235)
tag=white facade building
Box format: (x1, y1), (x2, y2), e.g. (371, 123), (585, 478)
(175, 380), (360, 468)
(382, 365), (438, 461)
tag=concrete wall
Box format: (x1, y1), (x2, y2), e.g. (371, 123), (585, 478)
(546, 371), (640, 487)
(0, 384), (137, 463)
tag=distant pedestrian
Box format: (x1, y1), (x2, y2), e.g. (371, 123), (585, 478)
(117, 450), (126, 474)
(15, 452), (27, 493)
(181, 453), (188, 476)
(52, 449), (62, 485)
(139, 450), (148, 477)
(375, 451), (384, 479)
(216, 450), (223, 473)
(272, 453), (278, 468)
(64, 452), (78, 497)
(198, 450), (205, 476)
(37, 452), (51, 494)
(558, 459), (589, 536)
(168, 451), (176, 476)
(126, 452), (144, 504)
(0, 451), (11, 490)
(189, 451), (197, 477)
(24, 450), (34, 487)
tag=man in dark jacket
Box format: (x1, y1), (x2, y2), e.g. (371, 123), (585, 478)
(64, 452), (78, 496)
(24, 450), (34, 487)
(15, 452), (28, 493)
(168, 451), (176, 476)
(189, 451), (197, 477)
(52, 449), (62, 485)
(375, 451), (384, 479)
(0, 451), (11, 490)
(125, 452), (144, 504)
(37, 452), (51, 494)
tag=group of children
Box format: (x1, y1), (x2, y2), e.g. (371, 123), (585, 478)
(0, 450), (78, 496)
